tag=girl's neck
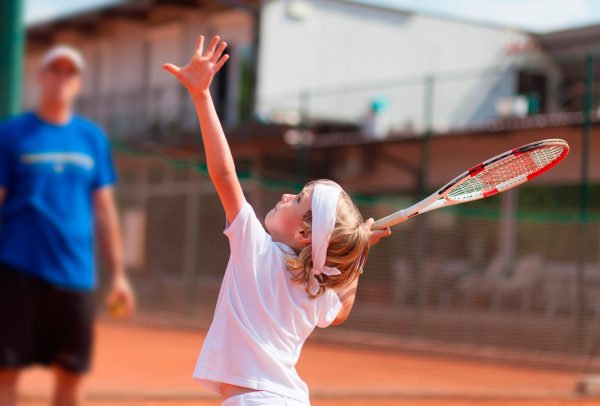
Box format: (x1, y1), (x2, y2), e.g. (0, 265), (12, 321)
(270, 232), (304, 252)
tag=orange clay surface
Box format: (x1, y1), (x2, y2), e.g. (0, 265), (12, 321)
(17, 320), (599, 406)
(20, 401), (600, 406)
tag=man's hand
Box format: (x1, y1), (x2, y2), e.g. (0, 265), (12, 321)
(94, 187), (136, 318)
(107, 273), (136, 318)
(163, 35), (229, 100)
(365, 218), (391, 247)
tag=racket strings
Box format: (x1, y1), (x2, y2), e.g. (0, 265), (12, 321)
(448, 145), (566, 201)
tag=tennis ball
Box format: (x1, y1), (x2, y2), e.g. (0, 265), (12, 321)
(109, 300), (126, 318)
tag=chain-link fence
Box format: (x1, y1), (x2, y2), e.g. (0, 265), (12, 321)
(104, 150), (600, 373)
(85, 43), (600, 375)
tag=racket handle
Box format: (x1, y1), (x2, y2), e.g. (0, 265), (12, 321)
(373, 196), (446, 229)
(372, 211), (409, 229)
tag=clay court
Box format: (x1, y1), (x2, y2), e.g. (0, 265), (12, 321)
(15, 320), (600, 406)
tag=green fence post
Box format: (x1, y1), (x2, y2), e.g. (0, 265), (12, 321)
(0, 0), (25, 119)
(296, 91), (310, 181)
(419, 75), (434, 194)
(413, 74), (435, 332)
(577, 52), (594, 347)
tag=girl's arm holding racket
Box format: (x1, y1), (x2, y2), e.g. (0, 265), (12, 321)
(333, 218), (391, 325)
(163, 35), (243, 223)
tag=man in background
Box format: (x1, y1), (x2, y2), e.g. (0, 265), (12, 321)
(0, 45), (135, 406)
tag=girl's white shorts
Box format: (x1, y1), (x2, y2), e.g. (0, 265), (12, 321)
(222, 391), (309, 406)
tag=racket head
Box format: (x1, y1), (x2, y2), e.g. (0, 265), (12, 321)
(439, 139), (569, 203)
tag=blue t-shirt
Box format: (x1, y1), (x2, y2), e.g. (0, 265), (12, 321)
(0, 112), (116, 290)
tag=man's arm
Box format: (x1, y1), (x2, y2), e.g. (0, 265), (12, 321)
(163, 35), (243, 223)
(94, 186), (135, 316)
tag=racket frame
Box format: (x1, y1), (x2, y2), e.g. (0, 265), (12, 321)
(372, 139), (569, 229)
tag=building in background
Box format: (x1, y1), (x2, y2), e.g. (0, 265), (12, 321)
(21, 0), (600, 199)
(24, 0), (259, 143)
(257, 0), (560, 133)
(23, 0), (568, 140)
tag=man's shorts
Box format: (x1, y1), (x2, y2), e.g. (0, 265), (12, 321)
(0, 262), (95, 374)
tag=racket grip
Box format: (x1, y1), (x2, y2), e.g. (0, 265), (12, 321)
(372, 212), (409, 229)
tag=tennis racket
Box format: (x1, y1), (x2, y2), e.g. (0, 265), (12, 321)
(373, 139), (569, 229)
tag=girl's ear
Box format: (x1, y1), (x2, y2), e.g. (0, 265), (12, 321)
(294, 228), (311, 245)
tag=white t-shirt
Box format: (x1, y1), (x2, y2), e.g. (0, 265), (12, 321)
(193, 201), (342, 402)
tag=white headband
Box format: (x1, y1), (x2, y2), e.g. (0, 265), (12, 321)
(308, 183), (342, 296)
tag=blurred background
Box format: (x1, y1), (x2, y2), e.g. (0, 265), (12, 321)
(3, 0), (600, 404)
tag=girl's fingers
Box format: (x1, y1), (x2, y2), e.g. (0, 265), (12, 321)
(205, 35), (220, 57)
(195, 35), (205, 55)
(211, 41), (227, 62)
(378, 228), (391, 236)
(214, 54), (229, 71)
(372, 230), (388, 238)
(162, 63), (182, 78)
(369, 227), (391, 246)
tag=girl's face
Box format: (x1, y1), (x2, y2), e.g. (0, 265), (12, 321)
(265, 188), (312, 249)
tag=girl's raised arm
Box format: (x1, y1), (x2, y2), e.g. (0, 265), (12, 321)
(163, 35), (243, 223)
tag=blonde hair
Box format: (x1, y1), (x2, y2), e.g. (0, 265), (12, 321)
(286, 179), (370, 298)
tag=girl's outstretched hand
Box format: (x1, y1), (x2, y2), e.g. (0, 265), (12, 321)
(163, 35), (229, 99)
(365, 218), (391, 247)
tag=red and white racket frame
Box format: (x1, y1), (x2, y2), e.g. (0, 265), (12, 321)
(373, 139), (569, 229)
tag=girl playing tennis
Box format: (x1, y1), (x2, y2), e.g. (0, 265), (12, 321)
(163, 35), (391, 406)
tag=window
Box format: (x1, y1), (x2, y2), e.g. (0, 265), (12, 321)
(517, 71), (547, 115)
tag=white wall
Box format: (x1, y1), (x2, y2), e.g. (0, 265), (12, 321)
(256, 0), (557, 132)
